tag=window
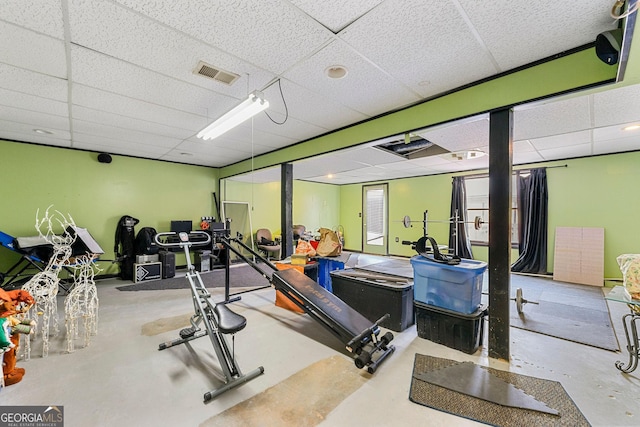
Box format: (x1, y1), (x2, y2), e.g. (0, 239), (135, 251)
(465, 175), (519, 246)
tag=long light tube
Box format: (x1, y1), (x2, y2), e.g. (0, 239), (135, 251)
(197, 91), (269, 140)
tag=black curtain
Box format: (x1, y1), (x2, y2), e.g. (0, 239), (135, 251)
(511, 168), (547, 273)
(449, 176), (473, 259)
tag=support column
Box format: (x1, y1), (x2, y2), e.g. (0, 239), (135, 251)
(488, 108), (513, 361)
(281, 163), (294, 259)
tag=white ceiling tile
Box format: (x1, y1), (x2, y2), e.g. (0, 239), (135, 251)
(513, 150), (544, 165)
(72, 134), (172, 158)
(593, 83), (640, 127)
(344, 147), (406, 166)
(113, 0), (332, 74)
(417, 117), (489, 152)
(264, 79), (367, 130)
(514, 96), (591, 140)
(339, 0), (498, 97)
(593, 136), (640, 155)
(458, 0), (616, 71)
(513, 140), (536, 153)
(0, 106), (69, 133)
(283, 39), (420, 116)
(0, 22), (66, 78)
(1, 0), (64, 38)
(72, 85), (206, 131)
(68, 0), (274, 99)
(72, 106), (194, 140)
(0, 88), (68, 117)
(538, 143), (593, 161)
(70, 45), (216, 116)
(0, 63), (68, 102)
(289, 0), (384, 33)
(529, 130), (592, 151)
(593, 122), (640, 141)
(72, 120), (180, 149)
(0, 125), (71, 148)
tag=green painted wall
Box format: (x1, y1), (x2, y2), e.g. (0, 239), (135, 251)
(339, 151), (640, 280)
(0, 140), (218, 276)
(220, 178), (340, 240)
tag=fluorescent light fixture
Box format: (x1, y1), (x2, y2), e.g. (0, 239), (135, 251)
(623, 124), (640, 131)
(197, 90), (269, 140)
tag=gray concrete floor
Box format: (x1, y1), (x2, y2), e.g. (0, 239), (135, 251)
(2, 273), (639, 427)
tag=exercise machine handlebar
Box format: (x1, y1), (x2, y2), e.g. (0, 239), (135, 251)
(346, 313), (389, 352)
(154, 231), (212, 248)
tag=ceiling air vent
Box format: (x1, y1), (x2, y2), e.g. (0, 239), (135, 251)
(193, 61), (240, 86)
(375, 134), (450, 160)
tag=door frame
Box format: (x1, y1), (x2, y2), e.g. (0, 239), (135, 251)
(362, 183), (388, 255)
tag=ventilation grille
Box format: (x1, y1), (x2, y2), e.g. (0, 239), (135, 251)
(193, 61), (240, 86)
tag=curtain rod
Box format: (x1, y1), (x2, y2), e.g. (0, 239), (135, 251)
(454, 164), (568, 178)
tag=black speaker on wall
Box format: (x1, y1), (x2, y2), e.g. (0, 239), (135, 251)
(98, 153), (112, 164)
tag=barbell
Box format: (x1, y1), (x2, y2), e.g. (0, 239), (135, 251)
(400, 214), (486, 230)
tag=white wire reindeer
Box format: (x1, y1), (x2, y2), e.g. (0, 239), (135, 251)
(65, 254), (100, 353)
(21, 206), (77, 359)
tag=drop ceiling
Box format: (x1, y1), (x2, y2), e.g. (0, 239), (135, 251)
(1, 0), (638, 185)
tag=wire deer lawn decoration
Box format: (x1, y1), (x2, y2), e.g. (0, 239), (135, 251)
(21, 206), (76, 359)
(65, 254), (100, 353)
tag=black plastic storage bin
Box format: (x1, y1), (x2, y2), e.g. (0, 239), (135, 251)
(330, 269), (414, 332)
(414, 301), (487, 354)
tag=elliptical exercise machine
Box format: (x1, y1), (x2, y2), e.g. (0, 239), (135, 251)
(154, 231), (264, 402)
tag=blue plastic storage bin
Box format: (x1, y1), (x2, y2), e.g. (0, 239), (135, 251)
(410, 255), (487, 314)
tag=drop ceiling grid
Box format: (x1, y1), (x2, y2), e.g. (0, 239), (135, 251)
(262, 79), (368, 130)
(70, 46), (223, 117)
(294, 154), (371, 177)
(114, 0), (332, 75)
(72, 119), (181, 148)
(593, 84), (640, 127)
(283, 39), (420, 117)
(288, 0), (384, 33)
(0, 106), (70, 133)
(67, 0), (274, 100)
(528, 130), (592, 151)
(172, 139), (259, 158)
(1, 0), (64, 38)
(71, 134), (174, 158)
(419, 119), (489, 152)
(457, 0), (616, 71)
(0, 129), (71, 148)
(0, 22), (67, 79)
(347, 147), (407, 166)
(71, 105), (196, 140)
(538, 143), (593, 161)
(71, 85), (207, 131)
(212, 113), (326, 147)
(338, 0), (498, 98)
(0, 63), (68, 102)
(513, 96), (592, 140)
(0, 88), (68, 118)
(513, 150), (544, 165)
(593, 135), (640, 155)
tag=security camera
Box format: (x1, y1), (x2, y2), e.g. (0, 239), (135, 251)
(595, 29), (622, 65)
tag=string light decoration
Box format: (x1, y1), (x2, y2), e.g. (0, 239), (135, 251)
(65, 254), (101, 353)
(21, 206), (77, 359)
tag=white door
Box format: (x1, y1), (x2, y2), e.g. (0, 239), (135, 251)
(362, 184), (388, 255)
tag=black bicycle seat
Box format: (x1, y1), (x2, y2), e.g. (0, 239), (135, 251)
(214, 304), (247, 334)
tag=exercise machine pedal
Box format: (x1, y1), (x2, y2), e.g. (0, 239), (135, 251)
(179, 326), (197, 339)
